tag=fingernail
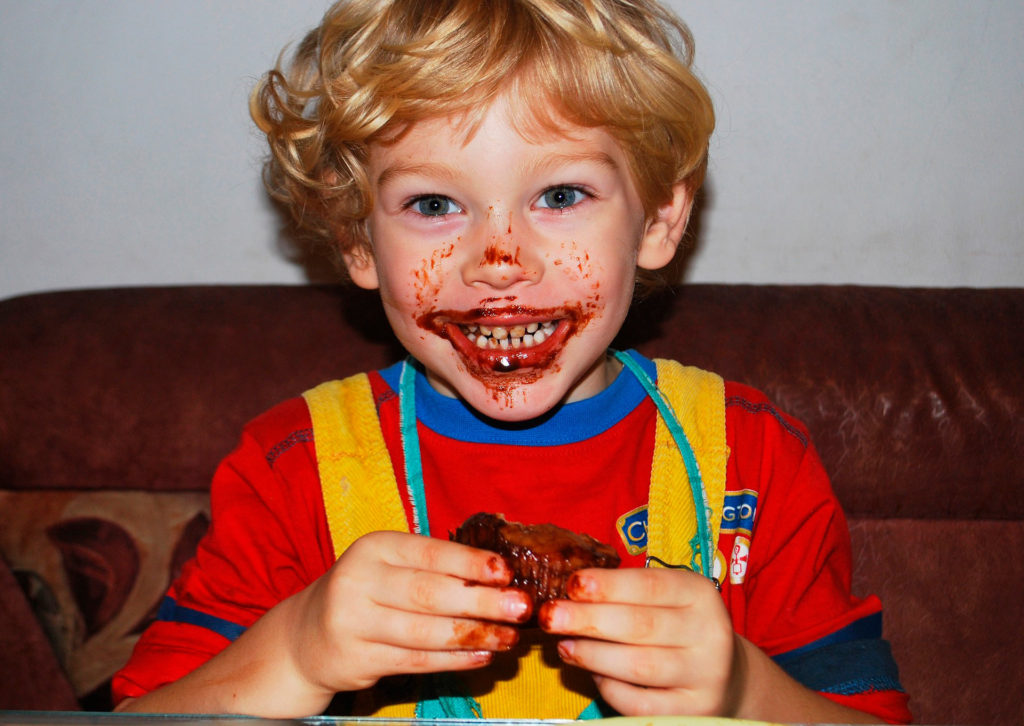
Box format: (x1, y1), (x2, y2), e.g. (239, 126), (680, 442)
(566, 572), (595, 600)
(557, 639), (579, 664)
(569, 573), (585, 598)
(538, 601), (564, 631)
(503, 592), (531, 622)
(486, 555), (511, 582)
(495, 626), (519, 651)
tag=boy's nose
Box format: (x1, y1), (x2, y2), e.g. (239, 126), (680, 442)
(460, 215), (541, 290)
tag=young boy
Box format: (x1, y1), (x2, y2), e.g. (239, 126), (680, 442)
(114, 0), (910, 722)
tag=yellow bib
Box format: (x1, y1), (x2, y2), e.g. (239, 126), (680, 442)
(302, 358), (728, 719)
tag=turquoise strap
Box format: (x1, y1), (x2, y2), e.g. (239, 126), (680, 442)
(415, 674), (483, 719)
(612, 350), (713, 579)
(577, 699), (616, 719)
(400, 360), (481, 717)
(399, 359), (431, 536)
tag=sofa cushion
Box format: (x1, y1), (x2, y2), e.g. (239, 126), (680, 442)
(0, 285), (400, 493)
(849, 518), (1024, 725)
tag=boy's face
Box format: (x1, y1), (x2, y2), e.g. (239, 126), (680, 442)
(346, 98), (689, 421)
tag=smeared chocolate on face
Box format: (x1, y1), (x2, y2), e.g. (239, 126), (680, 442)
(480, 244), (521, 267)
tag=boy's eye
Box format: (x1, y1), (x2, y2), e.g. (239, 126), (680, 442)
(537, 186), (586, 210)
(410, 195), (462, 217)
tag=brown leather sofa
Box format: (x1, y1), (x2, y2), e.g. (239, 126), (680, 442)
(1, 284), (1021, 724)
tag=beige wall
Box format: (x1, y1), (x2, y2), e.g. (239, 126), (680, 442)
(1, 0), (1021, 301)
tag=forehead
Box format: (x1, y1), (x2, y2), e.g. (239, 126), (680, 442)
(368, 122), (631, 202)
(368, 94), (625, 170)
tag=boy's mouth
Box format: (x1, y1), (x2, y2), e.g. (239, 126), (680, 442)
(419, 305), (583, 374)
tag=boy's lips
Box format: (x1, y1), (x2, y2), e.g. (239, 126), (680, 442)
(418, 305), (583, 374)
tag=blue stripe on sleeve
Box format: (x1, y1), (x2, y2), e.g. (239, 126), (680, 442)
(156, 596), (247, 642)
(771, 614), (904, 695)
(772, 612), (883, 664)
(773, 638), (905, 695)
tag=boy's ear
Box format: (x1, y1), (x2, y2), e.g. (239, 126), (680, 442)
(342, 245), (380, 290)
(637, 182), (694, 271)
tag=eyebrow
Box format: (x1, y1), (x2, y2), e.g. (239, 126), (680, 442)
(375, 150), (621, 191)
(376, 162), (460, 191)
(524, 150), (621, 176)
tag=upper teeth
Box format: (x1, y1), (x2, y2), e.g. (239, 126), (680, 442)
(464, 321), (557, 349)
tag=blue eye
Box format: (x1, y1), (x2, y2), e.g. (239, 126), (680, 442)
(411, 195), (461, 216)
(538, 186), (585, 210)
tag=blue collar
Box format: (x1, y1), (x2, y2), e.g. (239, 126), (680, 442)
(379, 349), (655, 446)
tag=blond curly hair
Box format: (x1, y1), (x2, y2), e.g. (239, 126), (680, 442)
(251, 0), (714, 280)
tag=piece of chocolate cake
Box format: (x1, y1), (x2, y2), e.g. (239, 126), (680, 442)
(451, 512), (621, 607)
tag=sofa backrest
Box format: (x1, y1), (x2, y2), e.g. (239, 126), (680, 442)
(1, 284), (1021, 723)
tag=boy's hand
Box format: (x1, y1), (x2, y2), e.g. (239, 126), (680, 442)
(287, 530), (533, 698)
(538, 567), (741, 717)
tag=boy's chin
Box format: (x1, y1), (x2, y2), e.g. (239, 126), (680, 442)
(421, 341), (615, 422)
(450, 375), (575, 424)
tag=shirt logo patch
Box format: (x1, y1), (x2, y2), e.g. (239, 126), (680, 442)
(721, 489), (758, 536)
(730, 536), (751, 585)
(616, 505), (648, 555)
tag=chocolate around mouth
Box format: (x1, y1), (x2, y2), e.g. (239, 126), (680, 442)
(418, 305), (583, 374)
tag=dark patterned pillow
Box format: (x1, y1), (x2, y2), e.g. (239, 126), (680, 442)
(0, 490), (209, 708)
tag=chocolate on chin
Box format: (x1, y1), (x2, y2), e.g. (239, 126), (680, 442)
(451, 512), (621, 607)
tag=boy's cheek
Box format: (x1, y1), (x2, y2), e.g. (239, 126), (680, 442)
(376, 244), (456, 308)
